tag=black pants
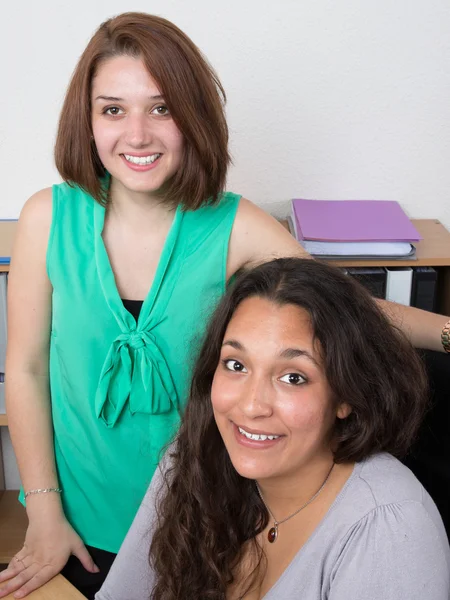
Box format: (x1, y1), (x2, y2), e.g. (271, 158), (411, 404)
(61, 546), (116, 600)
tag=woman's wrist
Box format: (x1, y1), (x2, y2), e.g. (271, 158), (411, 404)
(25, 489), (65, 519)
(441, 318), (450, 352)
(24, 487), (62, 499)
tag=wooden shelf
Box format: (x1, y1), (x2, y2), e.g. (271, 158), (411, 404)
(0, 491), (28, 564)
(0, 415), (7, 427)
(0, 221), (17, 272)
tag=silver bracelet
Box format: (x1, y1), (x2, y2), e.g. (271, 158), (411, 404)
(24, 487), (63, 498)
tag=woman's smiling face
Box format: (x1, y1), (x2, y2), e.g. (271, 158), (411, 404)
(91, 54), (184, 197)
(211, 296), (350, 485)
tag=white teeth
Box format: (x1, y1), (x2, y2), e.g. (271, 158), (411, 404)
(238, 426), (280, 441)
(124, 153), (161, 165)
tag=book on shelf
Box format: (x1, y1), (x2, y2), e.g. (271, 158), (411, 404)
(385, 267), (413, 306)
(346, 267), (386, 299)
(289, 199), (420, 259)
(342, 267), (438, 310)
(410, 267), (437, 312)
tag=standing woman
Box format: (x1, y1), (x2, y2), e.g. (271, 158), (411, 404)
(0, 13), (308, 599)
(0, 11), (448, 600)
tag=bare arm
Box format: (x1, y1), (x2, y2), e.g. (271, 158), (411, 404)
(5, 188), (59, 518)
(0, 189), (97, 598)
(376, 299), (449, 352)
(228, 199), (449, 352)
(226, 198), (309, 278)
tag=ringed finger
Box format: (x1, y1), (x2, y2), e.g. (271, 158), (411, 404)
(0, 563), (41, 598)
(12, 564), (57, 599)
(0, 559), (25, 584)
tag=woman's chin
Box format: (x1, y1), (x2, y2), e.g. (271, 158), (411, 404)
(228, 454), (278, 482)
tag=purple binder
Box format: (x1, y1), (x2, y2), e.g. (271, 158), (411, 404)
(292, 200), (422, 242)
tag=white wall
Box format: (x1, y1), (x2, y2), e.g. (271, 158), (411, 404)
(2, 0), (450, 225)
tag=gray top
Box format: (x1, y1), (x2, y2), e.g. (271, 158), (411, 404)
(96, 453), (450, 600)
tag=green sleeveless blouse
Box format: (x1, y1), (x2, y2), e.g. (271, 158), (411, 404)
(43, 182), (240, 552)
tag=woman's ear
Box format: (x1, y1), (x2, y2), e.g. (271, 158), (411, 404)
(336, 403), (352, 419)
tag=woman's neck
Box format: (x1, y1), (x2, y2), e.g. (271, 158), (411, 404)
(107, 177), (175, 232)
(256, 453), (339, 519)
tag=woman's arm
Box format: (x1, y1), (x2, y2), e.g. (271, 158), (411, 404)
(226, 198), (309, 277)
(375, 298), (449, 352)
(227, 199), (450, 352)
(0, 190), (97, 599)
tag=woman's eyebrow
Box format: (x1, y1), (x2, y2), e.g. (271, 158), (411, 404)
(279, 347), (319, 366)
(222, 340), (243, 351)
(222, 341), (319, 366)
(93, 94), (164, 101)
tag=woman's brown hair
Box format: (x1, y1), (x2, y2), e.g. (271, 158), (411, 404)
(149, 258), (429, 599)
(55, 12), (230, 208)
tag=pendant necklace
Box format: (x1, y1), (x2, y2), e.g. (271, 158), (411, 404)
(255, 463), (335, 543)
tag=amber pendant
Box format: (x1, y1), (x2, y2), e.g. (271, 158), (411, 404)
(268, 523), (278, 543)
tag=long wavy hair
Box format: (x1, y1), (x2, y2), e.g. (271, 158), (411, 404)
(149, 258), (428, 599)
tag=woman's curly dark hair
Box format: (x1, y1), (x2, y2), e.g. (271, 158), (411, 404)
(149, 258), (429, 599)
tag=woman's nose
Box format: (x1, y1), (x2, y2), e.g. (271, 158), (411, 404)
(125, 114), (152, 147)
(239, 375), (273, 419)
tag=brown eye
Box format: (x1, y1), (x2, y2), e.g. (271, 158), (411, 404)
(224, 359), (247, 373)
(104, 106), (123, 116)
(279, 373), (306, 385)
(152, 105), (170, 116)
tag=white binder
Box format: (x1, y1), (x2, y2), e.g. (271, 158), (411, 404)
(385, 267), (413, 306)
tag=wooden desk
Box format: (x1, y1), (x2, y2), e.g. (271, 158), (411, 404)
(0, 575), (84, 599)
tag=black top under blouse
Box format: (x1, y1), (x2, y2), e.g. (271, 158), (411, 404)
(122, 299), (144, 322)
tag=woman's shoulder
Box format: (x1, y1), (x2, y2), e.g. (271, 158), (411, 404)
(342, 453), (448, 553)
(18, 187), (53, 238)
(20, 182), (89, 227)
(190, 190), (241, 218)
(312, 453), (449, 557)
(226, 196), (308, 277)
(180, 191), (242, 255)
(51, 180), (97, 204)
(313, 455), (450, 599)
(346, 453), (443, 523)
(22, 182), (92, 217)
(356, 453), (426, 505)
(22, 186), (53, 212)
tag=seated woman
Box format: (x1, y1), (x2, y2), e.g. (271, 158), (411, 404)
(96, 258), (450, 600)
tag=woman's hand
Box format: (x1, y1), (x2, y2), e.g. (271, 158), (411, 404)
(0, 513), (99, 598)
